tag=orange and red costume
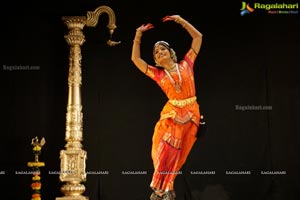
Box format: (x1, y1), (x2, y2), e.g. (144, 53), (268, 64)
(145, 48), (200, 193)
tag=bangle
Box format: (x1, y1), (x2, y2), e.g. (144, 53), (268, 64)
(175, 16), (187, 28)
(175, 16), (182, 23)
(136, 29), (142, 37)
(133, 39), (141, 44)
(181, 20), (187, 28)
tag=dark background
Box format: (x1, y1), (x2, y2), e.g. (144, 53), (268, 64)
(1, 0), (299, 200)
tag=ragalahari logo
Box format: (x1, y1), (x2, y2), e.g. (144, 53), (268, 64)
(240, 1), (255, 16)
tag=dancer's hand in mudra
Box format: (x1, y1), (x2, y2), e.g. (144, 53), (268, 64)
(136, 23), (154, 33)
(162, 15), (181, 22)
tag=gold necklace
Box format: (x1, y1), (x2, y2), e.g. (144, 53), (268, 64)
(164, 63), (182, 93)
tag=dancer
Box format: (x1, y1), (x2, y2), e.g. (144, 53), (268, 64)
(131, 14), (203, 200)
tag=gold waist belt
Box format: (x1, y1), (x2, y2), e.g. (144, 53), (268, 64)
(169, 96), (197, 108)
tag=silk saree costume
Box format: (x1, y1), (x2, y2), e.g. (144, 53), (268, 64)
(145, 48), (201, 193)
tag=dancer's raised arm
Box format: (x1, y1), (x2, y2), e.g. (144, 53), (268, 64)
(131, 23), (154, 73)
(162, 15), (203, 54)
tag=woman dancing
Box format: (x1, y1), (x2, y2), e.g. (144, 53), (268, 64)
(131, 14), (203, 200)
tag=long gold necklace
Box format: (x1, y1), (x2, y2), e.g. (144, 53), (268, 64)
(164, 63), (182, 93)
